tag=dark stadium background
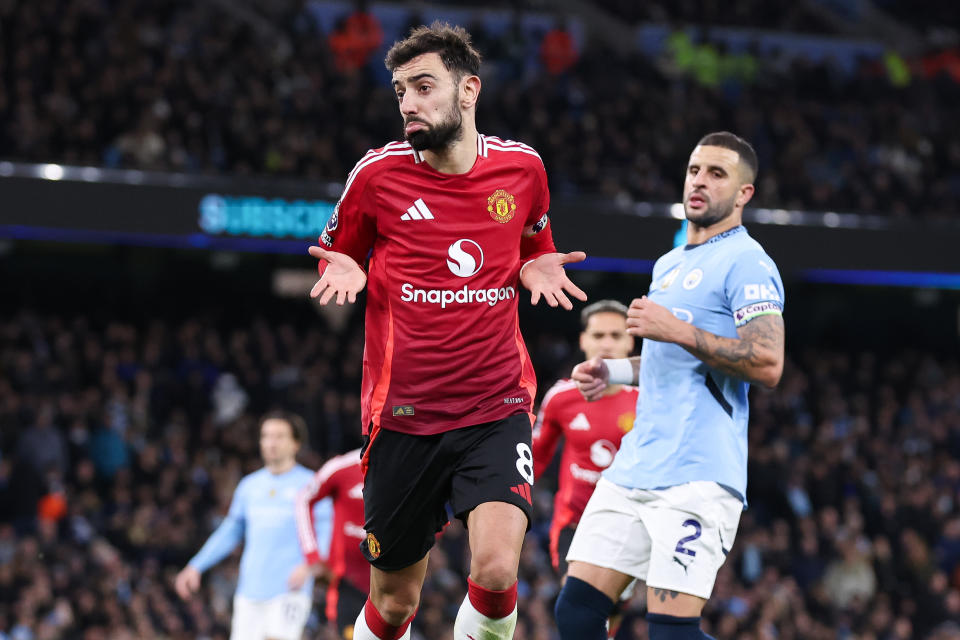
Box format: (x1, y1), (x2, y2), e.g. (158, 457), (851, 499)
(1, 1), (959, 639)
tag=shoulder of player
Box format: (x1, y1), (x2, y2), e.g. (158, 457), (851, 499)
(481, 135), (545, 168)
(652, 245), (684, 273)
(315, 449), (362, 482)
(724, 235), (780, 273)
(540, 378), (580, 409)
(343, 141), (418, 190)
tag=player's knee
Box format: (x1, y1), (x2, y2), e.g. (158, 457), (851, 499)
(646, 613), (713, 639)
(553, 576), (614, 640)
(371, 593), (419, 626)
(469, 551), (518, 591)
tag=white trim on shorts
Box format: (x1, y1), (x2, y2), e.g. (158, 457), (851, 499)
(565, 477), (742, 600)
(231, 592), (312, 640)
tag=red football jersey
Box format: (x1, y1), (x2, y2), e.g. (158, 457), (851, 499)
(296, 449), (369, 620)
(532, 380), (638, 567)
(319, 135), (556, 439)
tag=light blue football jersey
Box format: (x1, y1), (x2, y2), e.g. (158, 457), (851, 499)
(189, 464), (332, 600)
(603, 225), (784, 504)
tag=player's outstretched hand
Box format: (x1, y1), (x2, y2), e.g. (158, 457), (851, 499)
(626, 296), (684, 342)
(572, 356), (608, 401)
(174, 566), (201, 600)
(520, 251), (588, 310)
(308, 246), (367, 305)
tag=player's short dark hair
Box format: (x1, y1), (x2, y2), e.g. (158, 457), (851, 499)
(696, 131), (758, 183)
(385, 21), (482, 79)
(580, 300), (629, 330)
(259, 410), (308, 447)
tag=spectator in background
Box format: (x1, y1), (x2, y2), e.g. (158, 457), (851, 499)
(329, 0), (383, 73)
(539, 17), (578, 76)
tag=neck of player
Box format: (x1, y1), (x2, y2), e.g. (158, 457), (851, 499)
(423, 123), (479, 175)
(686, 209), (743, 245)
(266, 458), (296, 475)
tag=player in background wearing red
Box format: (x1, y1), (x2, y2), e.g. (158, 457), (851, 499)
(307, 22), (586, 640)
(290, 450), (369, 639)
(534, 300), (636, 575)
(533, 300), (636, 637)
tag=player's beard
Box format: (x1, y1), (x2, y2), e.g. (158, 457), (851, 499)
(404, 92), (464, 152)
(685, 191), (737, 228)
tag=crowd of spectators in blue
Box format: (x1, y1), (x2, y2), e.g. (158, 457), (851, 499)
(0, 0), (958, 219)
(1, 303), (959, 639)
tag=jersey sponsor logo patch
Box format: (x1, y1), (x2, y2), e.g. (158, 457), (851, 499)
(734, 301), (782, 327)
(682, 268), (704, 290)
(446, 239), (484, 277)
(400, 283), (516, 308)
(589, 439), (617, 468)
(326, 203), (340, 231)
(569, 462), (601, 484)
(366, 532), (381, 559)
(487, 189), (517, 223)
(400, 198), (435, 221)
(672, 307), (694, 323)
(743, 283), (781, 301)
(523, 213), (548, 237)
(503, 396), (525, 404)
(392, 405), (415, 416)
(658, 266), (681, 291)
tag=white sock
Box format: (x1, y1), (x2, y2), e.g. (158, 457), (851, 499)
(453, 594), (518, 640)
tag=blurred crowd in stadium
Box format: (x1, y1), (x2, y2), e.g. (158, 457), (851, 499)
(1, 310), (958, 639)
(1, 0), (959, 219)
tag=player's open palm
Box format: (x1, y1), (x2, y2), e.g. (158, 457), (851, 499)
(571, 356), (608, 401)
(520, 251), (588, 310)
(308, 246), (367, 305)
(627, 296), (684, 343)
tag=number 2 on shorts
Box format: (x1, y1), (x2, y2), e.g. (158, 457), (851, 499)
(675, 519), (702, 557)
(515, 443), (534, 484)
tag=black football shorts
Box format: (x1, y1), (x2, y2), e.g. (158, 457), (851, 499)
(359, 413), (535, 571)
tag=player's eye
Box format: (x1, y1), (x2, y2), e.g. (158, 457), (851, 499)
(396, 92), (404, 101)
(418, 85), (430, 93)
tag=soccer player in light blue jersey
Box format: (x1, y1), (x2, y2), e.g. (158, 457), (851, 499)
(554, 132), (786, 640)
(175, 411), (333, 640)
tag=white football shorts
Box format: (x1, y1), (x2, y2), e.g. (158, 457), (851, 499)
(566, 478), (742, 600)
(231, 591), (311, 640)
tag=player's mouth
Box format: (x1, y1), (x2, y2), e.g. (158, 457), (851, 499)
(405, 120), (428, 135)
(687, 192), (708, 209)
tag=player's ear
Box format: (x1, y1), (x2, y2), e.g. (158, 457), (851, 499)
(736, 182), (755, 209)
(460, 74), (481, 110)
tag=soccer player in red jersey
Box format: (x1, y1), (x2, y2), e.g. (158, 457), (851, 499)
(533, 300), (637, 576)
(290, 449), (369, 639)
(306, 22), (587, 640)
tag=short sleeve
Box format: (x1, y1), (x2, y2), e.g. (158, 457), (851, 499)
(725, 251), (785, 328)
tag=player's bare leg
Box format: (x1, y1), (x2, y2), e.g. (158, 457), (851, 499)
(453, 501), (527, 639)
(352, 555), (428, 640)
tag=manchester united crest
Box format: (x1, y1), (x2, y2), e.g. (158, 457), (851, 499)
(366, 532), (381, 559)
(487, 189), (517, 223)
(618, 412), (635, 433)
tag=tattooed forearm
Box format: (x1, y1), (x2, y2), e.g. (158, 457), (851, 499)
(684, 314), (785, 387)
(652, 588), (680, 603)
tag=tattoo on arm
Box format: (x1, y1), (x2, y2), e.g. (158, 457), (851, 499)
(687, 314), (784, 384)
(652, 588), (680, 603)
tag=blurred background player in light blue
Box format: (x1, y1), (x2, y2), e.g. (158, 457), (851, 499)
(175, 411), (333, 640)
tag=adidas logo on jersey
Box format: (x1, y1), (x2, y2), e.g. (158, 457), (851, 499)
(400, 198), (435, 221)
(569, 413), (591, 431)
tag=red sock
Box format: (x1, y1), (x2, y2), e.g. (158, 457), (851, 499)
(364, 598), (415, 640)
(467, 577), (518, 619)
